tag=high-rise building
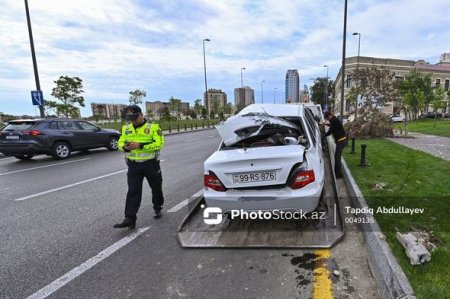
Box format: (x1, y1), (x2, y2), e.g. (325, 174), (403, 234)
(234, 86), (255, 108)
(204, 89), (228, 116)
(91, 103), (128, 119)
(285, 69), (300, 103)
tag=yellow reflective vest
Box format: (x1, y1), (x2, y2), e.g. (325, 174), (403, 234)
(118, 121), (165, 161)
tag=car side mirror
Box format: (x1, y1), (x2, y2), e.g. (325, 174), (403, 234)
(95, 127), (101, 132)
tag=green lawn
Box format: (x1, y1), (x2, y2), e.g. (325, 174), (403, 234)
(344, 139), (450, 299)
(395, 119), (450, 138)
(100, 118), (220, 132)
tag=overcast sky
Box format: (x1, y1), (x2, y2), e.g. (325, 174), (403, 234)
(1, 0), (449, 117)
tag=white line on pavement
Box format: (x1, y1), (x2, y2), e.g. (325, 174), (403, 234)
(14, 169), (127, 201)
(26, 227), (151, 299)
(0, 158), (91, 176)
(168, 189), (203, 213)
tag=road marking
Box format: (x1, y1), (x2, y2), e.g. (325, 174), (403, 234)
(0, 158), (91, 176)
(26, 227), (150, 299)
(168, 189), (203, 213)
(313, 249), (333, 299)
(186, 138), (199, 142)
(14, 169), (127, 201)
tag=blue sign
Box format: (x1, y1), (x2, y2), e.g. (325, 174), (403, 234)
(31, 90), (44, 106)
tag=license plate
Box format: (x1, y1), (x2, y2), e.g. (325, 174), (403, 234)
(6, 135), (19, 140)
(233, 171), (277, 183)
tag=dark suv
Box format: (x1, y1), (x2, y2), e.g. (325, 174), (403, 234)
(0, 119), (120, 160)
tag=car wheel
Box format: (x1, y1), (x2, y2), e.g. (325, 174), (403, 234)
(107, 136), (119, 151)
(52, 142), (71, 159)
(14, 155), (34, 160)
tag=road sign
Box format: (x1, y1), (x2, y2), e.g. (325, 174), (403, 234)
(31, 90), (43, 106)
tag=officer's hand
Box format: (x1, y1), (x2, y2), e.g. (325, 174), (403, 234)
(125, 142), (140, 150)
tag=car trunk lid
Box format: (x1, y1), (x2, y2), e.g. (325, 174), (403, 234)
(204, 145), (305, 188)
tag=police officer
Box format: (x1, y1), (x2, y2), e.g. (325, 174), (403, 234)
(323, 111), (347, 178)
(113, 105), (165, 229)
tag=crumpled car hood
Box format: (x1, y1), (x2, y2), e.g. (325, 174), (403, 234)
(215, 112), (300, 146)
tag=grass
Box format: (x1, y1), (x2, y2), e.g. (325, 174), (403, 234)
(344, 139), (450, 299)
(395, 119), (450, 138)
(100, 118), (221, 132)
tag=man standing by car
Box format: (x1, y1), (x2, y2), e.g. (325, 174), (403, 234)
(113, 105), (165, 229)
(323, 111), (347, 178)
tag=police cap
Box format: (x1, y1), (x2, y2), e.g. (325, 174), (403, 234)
(124, 105), (142, 121)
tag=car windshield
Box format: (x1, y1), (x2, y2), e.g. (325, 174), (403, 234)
(2, 121), (36, 131)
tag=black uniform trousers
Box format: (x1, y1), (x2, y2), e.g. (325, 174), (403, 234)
(124, 158), (164, 220)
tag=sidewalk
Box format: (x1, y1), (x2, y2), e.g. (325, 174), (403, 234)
(387, 131), (450, 161)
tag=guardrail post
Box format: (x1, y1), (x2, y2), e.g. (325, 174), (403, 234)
(351, 137), (356, 154)
(207, 120), (210, 128)
(169, 126), (171, 133)
(177, 124), (180, 132)
(195, 123), (198, 130)
(184, 124), (187, 131)
(360, 144), (367, 167)
(191, 124), (193, 130)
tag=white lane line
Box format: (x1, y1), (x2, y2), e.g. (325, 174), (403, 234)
(168, 189), (203, 213)
(0, 158), (91, 176)
(186, 138), (199, 142)
(26, 227), (151, 299)
(14, 169), (127, 202)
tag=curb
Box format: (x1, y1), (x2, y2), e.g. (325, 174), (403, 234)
(341, 158), (417, 299)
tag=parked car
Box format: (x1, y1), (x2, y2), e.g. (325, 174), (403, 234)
(420, 112), (443, 119)
(0, 119), (120, 160)
(203, 104), (324, 213)
(391, 114), (405, 122)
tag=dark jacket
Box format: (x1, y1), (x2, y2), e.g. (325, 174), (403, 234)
(324, 116), (346, 142)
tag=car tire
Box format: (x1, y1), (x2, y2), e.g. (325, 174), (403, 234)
(52, 142), (71, 159)
(14, 155), (34, 160)
(107, 136), (119, 151)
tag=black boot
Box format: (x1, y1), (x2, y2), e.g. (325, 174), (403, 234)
(113, 218), (136, 229)
(154, 210), (162, 219)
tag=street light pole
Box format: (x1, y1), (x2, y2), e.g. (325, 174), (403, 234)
(339, 0), (348, 123)
(241, 67), (246, 87)
(24, 0), (45, 118)
(324, 65), (329, 111)
(273, 87), (277, 104)
(261, 80), (265, 103)
(353, 32), (361, 119)
(202, 38), (210, 112)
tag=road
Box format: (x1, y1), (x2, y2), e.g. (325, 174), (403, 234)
(0, 129), (378, 299)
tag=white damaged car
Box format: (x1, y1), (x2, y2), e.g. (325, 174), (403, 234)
(203, 104), (325, 213)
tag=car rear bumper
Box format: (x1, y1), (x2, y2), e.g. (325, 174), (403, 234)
(204, 182), (323, 213)
(0, 142), (50, 156)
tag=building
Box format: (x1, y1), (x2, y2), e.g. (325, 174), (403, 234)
(300, 84), (309, 103)
(333, 54), (450, 116)
(285, 69), (300, 103)
(91, 103), (127, 119)
(145, 101), (190, 117)
(234, 86), (255, 108)
(204, 89), (228, 115)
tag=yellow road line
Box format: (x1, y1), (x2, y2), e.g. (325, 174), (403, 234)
(313, 249), (333, 299)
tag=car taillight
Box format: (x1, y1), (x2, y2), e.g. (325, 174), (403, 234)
(290, 170), (315, 189)
(24, 130), (43, 136)
(204, 173), (227, 192)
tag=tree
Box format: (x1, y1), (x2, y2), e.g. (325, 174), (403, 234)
(310, 77), (334, 109)
(431, 87), (446, 127)
(43, 100), (59, 117)
(194, 99), (203, 115)
(129, 89), (146, 105)
(168, 97), (182, 118)
(188, 109), (197, 119)
(212, 98), (220, 119)
(51, 76), (85, 118)
(223, 102), (232, 115)
(397, 70), (433, 119)
(201, 107), (207, 119)
(344, 67), (398, 138)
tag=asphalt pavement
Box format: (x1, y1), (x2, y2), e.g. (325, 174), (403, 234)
(1, 129), (378, 299)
